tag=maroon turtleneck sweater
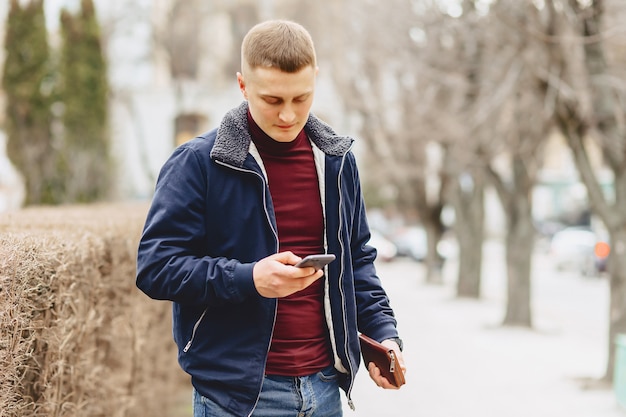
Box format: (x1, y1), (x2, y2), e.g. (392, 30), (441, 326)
(248, 112), (333, 376)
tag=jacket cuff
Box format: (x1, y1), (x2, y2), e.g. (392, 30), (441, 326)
(231, 261), (258, 300)
(365, 323), (399, 344)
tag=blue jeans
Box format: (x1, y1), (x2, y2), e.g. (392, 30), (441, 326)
(193, 366), (343, 417)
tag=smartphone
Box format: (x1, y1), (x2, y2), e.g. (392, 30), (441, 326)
(295, 254), (336, 271)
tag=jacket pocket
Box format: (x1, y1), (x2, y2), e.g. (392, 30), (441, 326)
(183, 308), (208, 353)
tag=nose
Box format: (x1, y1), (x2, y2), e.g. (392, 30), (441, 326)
(278, 104), (295, 124)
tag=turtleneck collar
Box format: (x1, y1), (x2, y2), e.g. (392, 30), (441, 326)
(247, 110), (307, 155)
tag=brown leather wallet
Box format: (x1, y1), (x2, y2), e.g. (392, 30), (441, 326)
(358, 333), (405, 387)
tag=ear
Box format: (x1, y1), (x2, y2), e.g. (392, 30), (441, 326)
(237, 72), (247, 99)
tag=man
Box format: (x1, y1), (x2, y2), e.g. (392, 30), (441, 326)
(136, 19), (405, 417)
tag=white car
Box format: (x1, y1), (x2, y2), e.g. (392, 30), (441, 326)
(549, 227), (609, 276)
(392, 226), (428, 261)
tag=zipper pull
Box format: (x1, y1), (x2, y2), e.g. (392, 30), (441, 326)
(183, 340), (192, 353)
(389, 351), (396, 373)
(348, 399), (355, 411)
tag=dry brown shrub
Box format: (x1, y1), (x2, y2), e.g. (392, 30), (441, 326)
(0, 203), (188, 417)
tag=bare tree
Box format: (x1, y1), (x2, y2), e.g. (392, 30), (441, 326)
(415, 1), (554, 325)
(311, 0), (454, 283)
(472, 1), (554, 327)
(425, 1), (489, 298)
(448, 3), (487, 299)
(540, 0), (626, 381)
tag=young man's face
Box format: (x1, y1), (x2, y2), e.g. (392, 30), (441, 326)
(237, 65), (318, 142)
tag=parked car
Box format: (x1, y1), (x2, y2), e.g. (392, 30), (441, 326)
(392, 226), (428, 261)
(549, 226), (609, 276)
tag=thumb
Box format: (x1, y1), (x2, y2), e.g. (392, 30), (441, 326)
(271, 251), (301, 265)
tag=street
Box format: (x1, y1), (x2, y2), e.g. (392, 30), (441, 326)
(345, 240), (624, 416)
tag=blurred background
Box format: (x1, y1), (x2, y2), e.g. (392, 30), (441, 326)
(2, 0), (626, 415)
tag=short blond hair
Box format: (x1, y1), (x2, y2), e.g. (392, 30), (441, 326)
(241, 20), (317, 73)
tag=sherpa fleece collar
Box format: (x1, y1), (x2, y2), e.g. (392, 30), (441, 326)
(210, 101), (353, 167)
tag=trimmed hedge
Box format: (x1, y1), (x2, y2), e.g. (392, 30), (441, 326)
(0, 203), (188, 417)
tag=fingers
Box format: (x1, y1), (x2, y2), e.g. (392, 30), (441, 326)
(367, 362), (402, 390)
(264, 252), (321, 275)
(380, 339), (406, 375)
(253, 253), (324, 298)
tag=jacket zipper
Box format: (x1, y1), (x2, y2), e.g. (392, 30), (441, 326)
(183, 309), (207, 353)
(336, 146), (357, 411)
(214, 159), (280, 417)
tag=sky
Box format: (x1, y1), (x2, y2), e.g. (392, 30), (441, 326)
(44, 0), (81, 30)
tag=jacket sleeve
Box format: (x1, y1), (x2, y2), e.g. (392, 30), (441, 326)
(136, 144), (258, 306)
(347, 154), (400, 342)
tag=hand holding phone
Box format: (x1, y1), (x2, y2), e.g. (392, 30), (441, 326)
(295, 254), (336, 271)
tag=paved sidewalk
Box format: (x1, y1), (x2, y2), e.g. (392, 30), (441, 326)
(344, 254), (626, 417)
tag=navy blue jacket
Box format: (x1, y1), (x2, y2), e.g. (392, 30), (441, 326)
(136, 102), (399, 416)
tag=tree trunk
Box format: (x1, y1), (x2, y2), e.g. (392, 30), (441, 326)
(606, 228), (626, 380)
(503, 203), (534, 327)
(489, 156), (535, 328)
(453, 171), (485, 298)
(423, 207), (445, 284)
